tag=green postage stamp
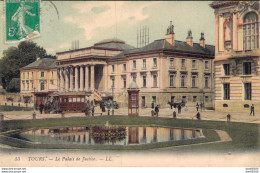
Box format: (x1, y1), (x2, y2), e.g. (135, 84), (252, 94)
(5, 0), (40, 43)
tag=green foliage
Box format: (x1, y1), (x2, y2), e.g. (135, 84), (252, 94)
(6, 78), (20, 92)
(0, 41), (56, 90)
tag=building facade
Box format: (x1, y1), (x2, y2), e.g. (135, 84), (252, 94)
(108, 23), (215, 108)
(210, 1), (260, 112)
(20, 58), (57, 104)
(56, 39), (135, 100)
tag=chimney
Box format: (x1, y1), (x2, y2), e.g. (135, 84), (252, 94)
(165, 21), (175, 46)
(200, 32), (205, 48)
(186, 30), (193, 46)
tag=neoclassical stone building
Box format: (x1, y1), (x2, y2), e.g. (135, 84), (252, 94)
(107, 23), (215, 108)
(210, 1), (260, 112)
(56, 39), (135, 100)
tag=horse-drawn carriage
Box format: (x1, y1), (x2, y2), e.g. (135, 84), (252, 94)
(167, 101), (186, 109)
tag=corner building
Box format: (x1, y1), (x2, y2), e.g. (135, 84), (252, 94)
(210, 1), (260, 112)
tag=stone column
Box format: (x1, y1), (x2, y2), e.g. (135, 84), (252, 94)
(233, 12), (238, 51)
(103, 65), (107, 91)
(80, 66), (84, 91)
(75, 66), (79, 91)
(57, 69), (60, 90)
(85, 65), (89, 91)
(90, 65), (95, 90)
(60, 68), (64, 91)
(70, 66), (73, 91)
(65, 67), (69, 91)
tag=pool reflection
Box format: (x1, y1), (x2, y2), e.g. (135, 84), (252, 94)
(20, 126), (203, 146)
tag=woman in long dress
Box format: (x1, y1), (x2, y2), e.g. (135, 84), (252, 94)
(11, 1), (36, 39)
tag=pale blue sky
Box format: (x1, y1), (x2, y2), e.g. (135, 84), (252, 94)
(0, 1), (215, 55)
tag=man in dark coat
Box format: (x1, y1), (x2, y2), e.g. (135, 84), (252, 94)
(177, 104), (182, 114)
(39, 102), (44, 114)
(196, 112), (201, 120)
(250, 104), (255, 116)
(155, 105), (159, 117)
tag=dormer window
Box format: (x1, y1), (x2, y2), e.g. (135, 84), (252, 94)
(243, 12), (259, 50)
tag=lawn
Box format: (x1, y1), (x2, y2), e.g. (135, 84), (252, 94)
(0, 116), (259, 151)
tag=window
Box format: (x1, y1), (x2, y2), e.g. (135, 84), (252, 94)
(31, 81), (33, 89)
(205, 61), (209, 70)
(112, 65), (115, 73)
(111, 78), (115, 88)
(192, 60), (196, 69)
(181, 59), (185, 68)
(170, 58), (174, 68)
(205, 76), (209, 88)
(192, 76), (196, 88)
(23, 72), (25, 79)
(123, 64), (126, 72)
(52, 71), (53, 78)
(123, 78), (126, 88)
(181, 75), (186, 87)
(169, 75), (174, 87)
(243, 62), (251, 75)
(223, 83), (230, 100)
(132, 75), (136, 82)
(243, 12), (259, 50)
(182, 96), (187, 103)
(32, 72), (33, 78)
(244, 83), (252, 100)
(223, 64), (230, 75)
(40, 82), (45, 90)
(153, 75), (157, 87)
(193, 96), (197, 102)
(41, 72), (44, 77)
(27, 82), (29, 90)
(143, 59), (146, 69)
(50, 80), (54, 85)
(133, 60), (136, 69)
(27, 72), (29, 78)
(142, 76), (146, 87)
(171, 96), (175, 103)
(152, 96), (156, 103)
(205, 96), (209, 102)
(153, 58), (157, 67)
(22, 82), (25, 90)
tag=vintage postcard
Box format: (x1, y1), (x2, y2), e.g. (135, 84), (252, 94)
(0, 0), (259, 170)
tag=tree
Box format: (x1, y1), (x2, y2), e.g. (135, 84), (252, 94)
(6, 78), (20, 92)
(0, 41), (56, 91)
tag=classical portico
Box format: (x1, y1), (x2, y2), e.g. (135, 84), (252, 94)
(57, 64), (104, 92)
(56, 38), (135, 100)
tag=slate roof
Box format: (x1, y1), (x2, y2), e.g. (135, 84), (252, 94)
(93, 38), (135, 50)
(110, 39), (215, 60)
(21, 58), (56, 70)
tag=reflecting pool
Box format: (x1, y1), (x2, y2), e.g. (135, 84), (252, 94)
(18, 126), (204, 146)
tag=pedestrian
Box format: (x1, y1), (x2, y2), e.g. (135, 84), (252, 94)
(39, 102), (44, 114)
(177, 104), (182, 114)
(250, 104), (255, 116)
(92, 105), (95, 117)
(196, 112), (201, 120)
(32, 112), (36, 119)
(155, 105), (159, 117)
(173, 111), (177, 119)
(196, 103), (199, 111)
(151, 109), (155, 117)
(227, 114), (231, 122)
(200, 102), (203, 111)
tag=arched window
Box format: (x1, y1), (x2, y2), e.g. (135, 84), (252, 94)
(243, 12), (259, 50)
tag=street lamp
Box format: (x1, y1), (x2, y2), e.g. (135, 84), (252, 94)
(111, 84), (114, 116)
(33, 87), (36, 111)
